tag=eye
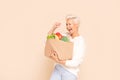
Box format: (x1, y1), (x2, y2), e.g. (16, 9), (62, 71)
(66, 23), (68, 26)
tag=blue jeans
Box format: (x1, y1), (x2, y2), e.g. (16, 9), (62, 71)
(50, 64), (77, 80)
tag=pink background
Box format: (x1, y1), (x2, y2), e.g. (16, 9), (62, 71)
(0, 0), (119, 80)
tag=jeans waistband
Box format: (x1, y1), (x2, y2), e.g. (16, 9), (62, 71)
(55, 64), (66, 72)
(55, 64), (77, 77)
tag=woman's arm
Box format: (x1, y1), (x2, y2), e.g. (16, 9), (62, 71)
(48, 22), (61, 35)
(65, 38), (86, 68)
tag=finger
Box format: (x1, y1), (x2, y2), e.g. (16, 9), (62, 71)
(53, 52), (58, 57)
(55, 22), (61, 26)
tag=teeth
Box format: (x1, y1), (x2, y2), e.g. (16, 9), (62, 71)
(67, 28), (72, 32)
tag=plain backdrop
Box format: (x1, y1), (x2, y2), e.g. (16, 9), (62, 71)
(0, 0), (119, 80)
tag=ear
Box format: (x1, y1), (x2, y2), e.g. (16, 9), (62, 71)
(74, 23), (79, 28)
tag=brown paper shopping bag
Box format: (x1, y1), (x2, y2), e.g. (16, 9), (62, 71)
(44, 39), (73, 60)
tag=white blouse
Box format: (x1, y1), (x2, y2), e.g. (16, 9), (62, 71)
(60, 35), (86, 76)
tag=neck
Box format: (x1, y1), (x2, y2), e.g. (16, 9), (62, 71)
(71, 32), (80, 38)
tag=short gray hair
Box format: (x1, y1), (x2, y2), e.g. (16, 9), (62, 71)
(66, 15), (80, 25)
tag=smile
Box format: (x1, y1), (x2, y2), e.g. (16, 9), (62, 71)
(68, 28), (72, 31)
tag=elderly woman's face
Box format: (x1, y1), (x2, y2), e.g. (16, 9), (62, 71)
(66, 19), (78, 35)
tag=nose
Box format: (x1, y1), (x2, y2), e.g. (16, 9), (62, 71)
(66, 25), (69, 28)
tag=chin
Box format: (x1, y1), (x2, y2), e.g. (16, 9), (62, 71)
(69, 32), (73, 36)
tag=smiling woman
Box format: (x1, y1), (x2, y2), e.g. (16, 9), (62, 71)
(46, 15), (86, 80)
(65, 15), (80, 38)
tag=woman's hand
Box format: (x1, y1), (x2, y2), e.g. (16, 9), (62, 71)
(53, 22), (61, 29)
(48, 22), (61, 35)
(50, 50), (66, 65)
(50, 50), (59, 62)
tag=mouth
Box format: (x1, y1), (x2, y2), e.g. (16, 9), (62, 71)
(68, 28), (72, 32)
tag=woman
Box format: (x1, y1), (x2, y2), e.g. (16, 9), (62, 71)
(47, 15), (86, 80)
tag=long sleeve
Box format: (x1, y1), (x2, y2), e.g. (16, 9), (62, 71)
(65, 36), (86, 68)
